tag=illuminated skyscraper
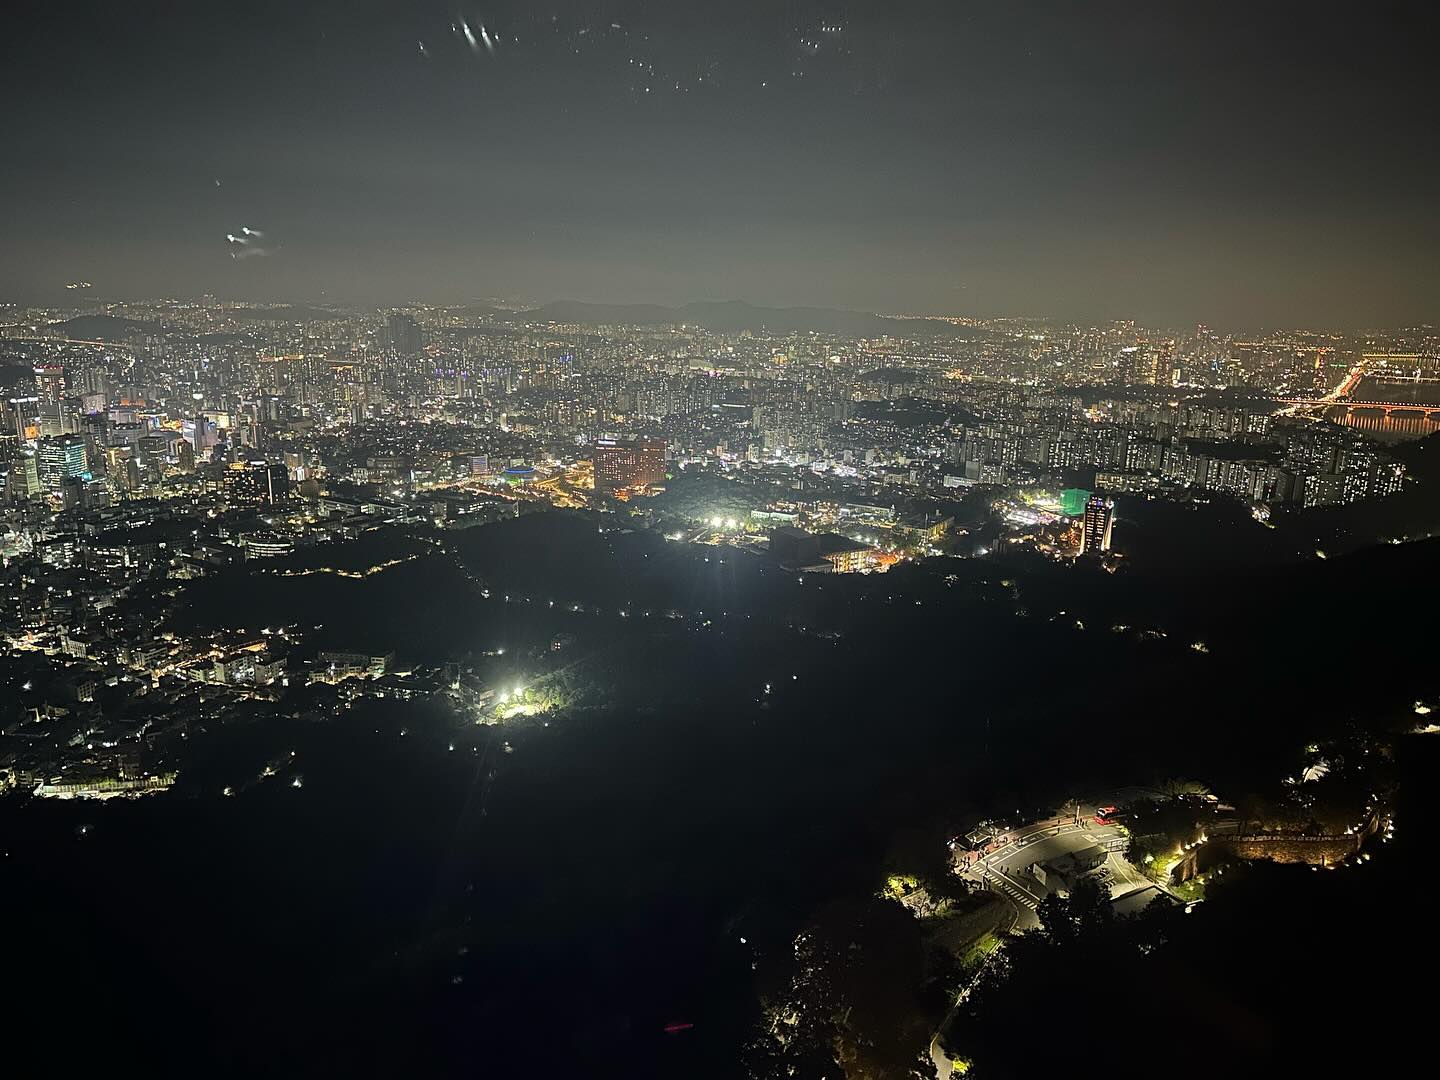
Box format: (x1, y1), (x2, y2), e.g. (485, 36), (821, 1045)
(38, 400), (77, 437)
(593, 437), (666, 495)
(37, 434), (89, 491)
(33, 364), (65, 403)
(1080, 495), (1114, 554)
(7, 396), (39, 441)
(6, 448), (41, 500)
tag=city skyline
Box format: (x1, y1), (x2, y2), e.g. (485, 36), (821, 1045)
(2, 286), (1435, 1077)
(3, 257), (1438, 1080)
(5, 5), (1438, 1077)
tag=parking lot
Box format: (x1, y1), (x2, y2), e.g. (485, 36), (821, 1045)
(958, 816), (1157, 929)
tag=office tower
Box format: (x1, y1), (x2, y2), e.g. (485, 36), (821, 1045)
(33, 364), (65, 403)
(10, 397), (40, 440)
(1080, 495), (1114, 554)
(189, 414), (218, 453)
(37, 399), (77, 437)
(593, 437), (667, 495)
(7, 449), (42, 501)
(37, 434), (89, 491)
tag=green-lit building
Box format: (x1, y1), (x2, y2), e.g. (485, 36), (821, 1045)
(1060, 488), (1091, 517)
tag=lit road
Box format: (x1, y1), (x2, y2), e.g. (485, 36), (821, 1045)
(931, 813), (1164, 1077)
(957, 814), (1154, 930)
(1275, 355), (1370, 416)
(927, 893), (1020, 1080)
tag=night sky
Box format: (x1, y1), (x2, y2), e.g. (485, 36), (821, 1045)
(4, 1), (1435, 327)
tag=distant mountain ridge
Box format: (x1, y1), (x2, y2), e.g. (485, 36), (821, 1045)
(227, 305), (343, 323)
(505, 299), (968, 338)
(49, 314), (155, 340)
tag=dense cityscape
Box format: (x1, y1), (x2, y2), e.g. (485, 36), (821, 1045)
(3, 298), (1433, 798)
(3, 295), (1438, 1078)
(5, 2), (1438, 1078)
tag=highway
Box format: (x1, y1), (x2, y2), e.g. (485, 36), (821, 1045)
(1275, 355), (1370, 416)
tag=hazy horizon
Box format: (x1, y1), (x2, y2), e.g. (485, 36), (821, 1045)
(4, 1), (1437, 329)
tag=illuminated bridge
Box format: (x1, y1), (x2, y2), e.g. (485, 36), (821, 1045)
(1276, 376), (1440, 438)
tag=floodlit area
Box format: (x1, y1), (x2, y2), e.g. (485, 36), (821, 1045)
(955, 808), (1157, 929)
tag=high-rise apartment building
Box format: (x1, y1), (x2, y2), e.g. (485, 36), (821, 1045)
(1080, 495), (1114, 554)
